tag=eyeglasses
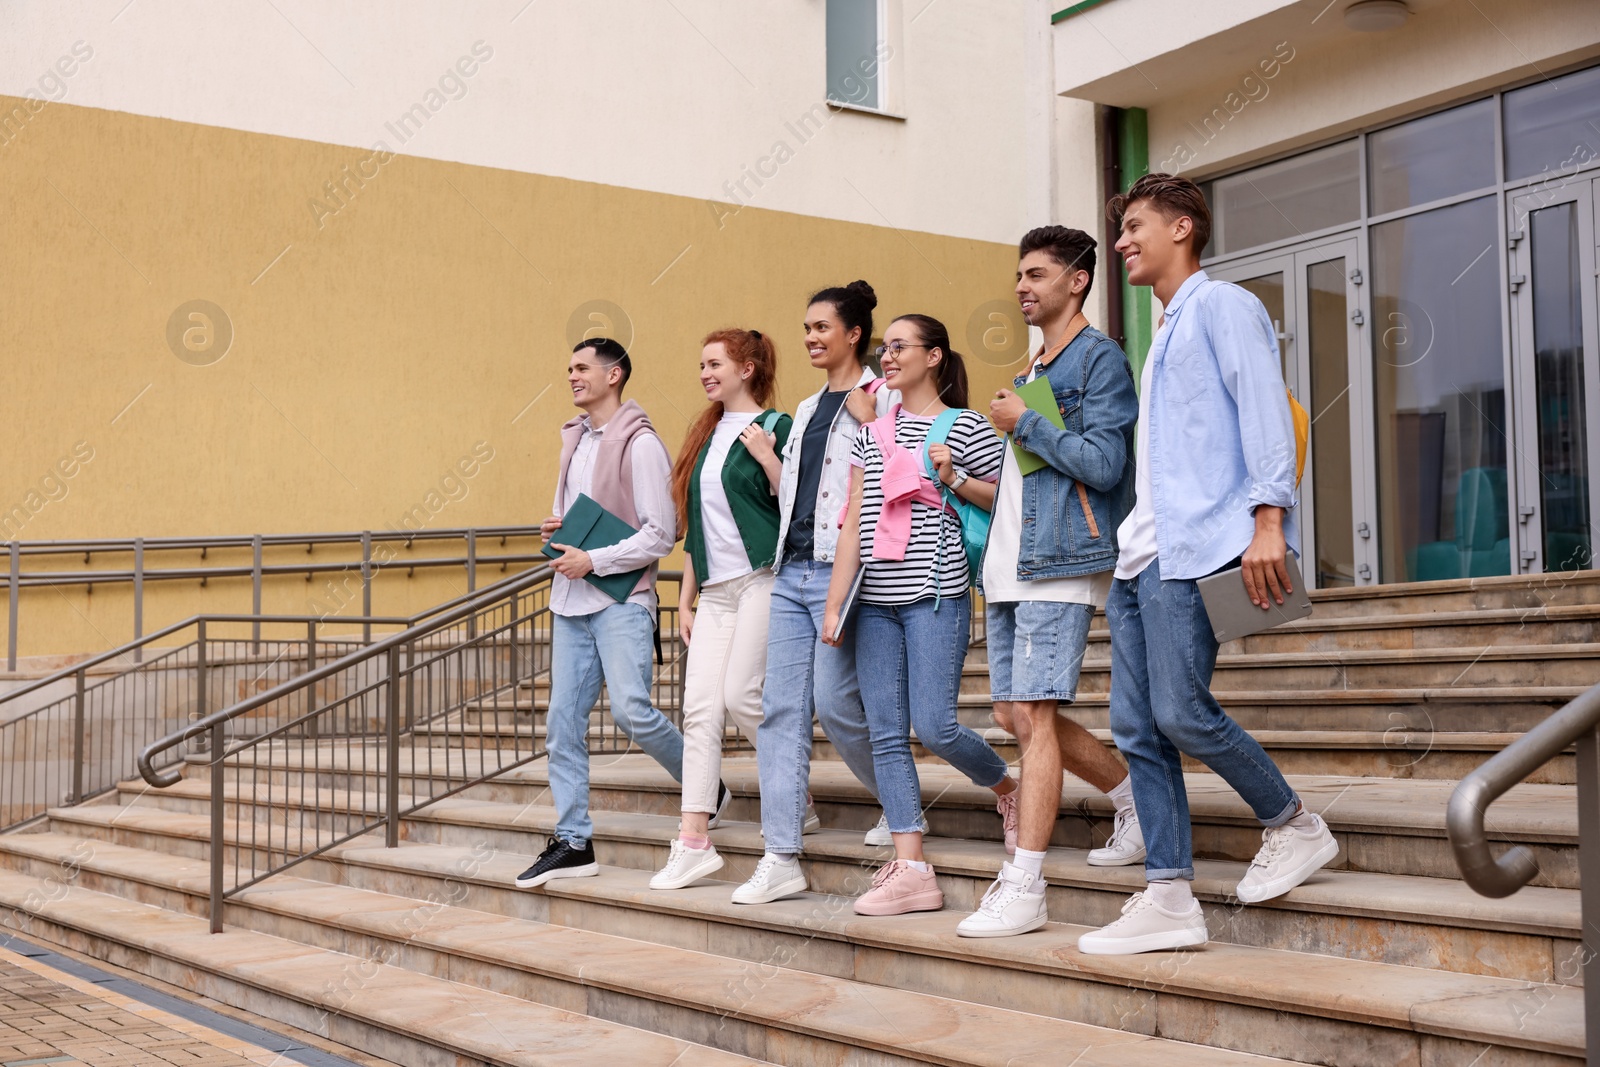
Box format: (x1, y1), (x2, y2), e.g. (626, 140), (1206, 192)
(873, 342), (930, 359)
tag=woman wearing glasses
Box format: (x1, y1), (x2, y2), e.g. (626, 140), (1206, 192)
(730, 280), (897, 906)
(823, 313), (1018, 916)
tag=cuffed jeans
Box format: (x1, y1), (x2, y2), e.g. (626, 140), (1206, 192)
(680, 569), (772, 814)
(858, 593), (1009, 834)
(1107, 559), (1300, 881)
(547, 602), (685, 847)
(756, 558), (879, 855)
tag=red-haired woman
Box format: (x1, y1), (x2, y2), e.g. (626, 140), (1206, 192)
(651, 329), (793, 890)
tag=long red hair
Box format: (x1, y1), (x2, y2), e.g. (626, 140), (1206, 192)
(670, 329), (779, 539)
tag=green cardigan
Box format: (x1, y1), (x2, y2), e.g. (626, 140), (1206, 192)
(685, 409), (793, 585)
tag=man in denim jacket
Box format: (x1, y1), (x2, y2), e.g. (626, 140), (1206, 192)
(1078, 174), (1337, 957)
(957, 226), (1143, 938)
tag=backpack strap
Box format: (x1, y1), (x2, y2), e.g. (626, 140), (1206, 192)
(920, 408), (964, 483)
(863, 377), (888, 395)
(760, 410), (783, 434)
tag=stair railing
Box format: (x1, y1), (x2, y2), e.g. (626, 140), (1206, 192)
(0, 613), (412, 833)
(4, 526), (546, 671)
(0, 559), (561, 835)
(135, 567), (693, 933)
(1448, 680), (1600, 1060)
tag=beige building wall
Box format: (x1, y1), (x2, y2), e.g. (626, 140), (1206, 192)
(0, 2), (1047, 658)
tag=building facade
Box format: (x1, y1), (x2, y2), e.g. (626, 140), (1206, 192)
(0, 0), (1082, 656)
(1053, 0), (1600, 590)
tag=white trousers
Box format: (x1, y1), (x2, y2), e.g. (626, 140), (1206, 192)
(680, 568), (772, 813)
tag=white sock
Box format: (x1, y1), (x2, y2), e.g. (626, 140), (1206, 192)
(1287, 805), (1318, 830)
(1107, 775), (1136, 816)
(904, 860), (932, 873)
(1012, 848), (1047, 893)
(766, 852), (797, 864)
(1146, 879), (1194, 911)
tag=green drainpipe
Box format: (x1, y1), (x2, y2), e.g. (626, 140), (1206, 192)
(1117, 106), (1152, 386)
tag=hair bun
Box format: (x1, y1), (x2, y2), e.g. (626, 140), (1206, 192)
(845, 279), (878, 310)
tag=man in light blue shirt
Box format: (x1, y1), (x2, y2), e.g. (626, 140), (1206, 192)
(1078, 174), (1337, 957)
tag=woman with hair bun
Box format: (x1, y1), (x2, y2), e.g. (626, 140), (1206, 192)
(731, 280), (898, 906)
(650, 328), (793, 890)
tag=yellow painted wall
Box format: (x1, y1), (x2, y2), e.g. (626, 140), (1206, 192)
(0, 98), (1032, 658)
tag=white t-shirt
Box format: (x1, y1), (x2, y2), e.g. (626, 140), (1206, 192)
(1115, 350), (1159, 580)
(983, 360), (1111, 606)
(700, 410), (761, 585)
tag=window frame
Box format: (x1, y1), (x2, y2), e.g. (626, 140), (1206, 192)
(824, 0), (904, 119)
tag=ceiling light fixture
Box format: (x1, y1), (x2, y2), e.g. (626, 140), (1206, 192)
(1344, 0), (1411, 32)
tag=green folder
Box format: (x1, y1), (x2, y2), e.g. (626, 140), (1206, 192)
(541, 493), (648, 603)
(1010, 374), (1066, 476)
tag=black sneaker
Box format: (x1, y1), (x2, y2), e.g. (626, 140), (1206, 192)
(514, 838), (598, 889)
(707, 782), (732, 830)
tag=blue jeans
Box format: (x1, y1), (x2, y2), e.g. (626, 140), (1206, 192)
(1107, 559), (1300, 880)
(546, 603), (684, 847)
(857, 593), (1008, 834)
(756, 559), (879, 854)
(986, 600), (1095, 703)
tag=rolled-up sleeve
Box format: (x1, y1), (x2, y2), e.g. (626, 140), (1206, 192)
(1207, 287), (1298, 511)
(587, 435), (676, 575)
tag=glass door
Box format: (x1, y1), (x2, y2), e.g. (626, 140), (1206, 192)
(1209, 238), (1374, 587)
(1508, 179), (1600, 574)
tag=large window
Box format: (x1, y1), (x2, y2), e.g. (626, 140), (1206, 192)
(1371, 197), (1509, 582)
(1367, 99), (1497, 215)
(1206, 141), (1360, 256)
(1201, 60), (1600, 584)
(1503, 64), (1600, 181)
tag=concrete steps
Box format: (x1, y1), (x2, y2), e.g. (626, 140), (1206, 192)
(1, 569), (1596, 1065)
(0, 866), (779, 1066)
(0, 838), (1312, 1067)
(0, 809), (1581, 1066)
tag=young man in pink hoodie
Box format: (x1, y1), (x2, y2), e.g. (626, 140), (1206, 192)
(515, 338), (688, 889)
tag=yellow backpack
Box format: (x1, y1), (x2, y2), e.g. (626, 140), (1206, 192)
(1287, 390), (1309, 488)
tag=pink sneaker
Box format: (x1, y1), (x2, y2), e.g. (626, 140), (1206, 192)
(997, 790), (1019, 855)
(853, 860), (944, 916)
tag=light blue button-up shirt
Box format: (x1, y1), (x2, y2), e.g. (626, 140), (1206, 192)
(1140, 270), (1301, 581)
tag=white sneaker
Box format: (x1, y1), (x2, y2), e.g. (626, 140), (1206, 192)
(803, 801), (821, 834)
(956, 863), (1048, 938)
(1077, 889), (1209, 955)
(1087, 807), (1146, 867)
(649, 839), (725, 890)
(863, 811), (928, 846)
(1234, 813), (1339, 903)
(731, 853), (807, 905)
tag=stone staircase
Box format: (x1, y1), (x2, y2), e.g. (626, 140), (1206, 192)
(0, 573), (1596, 1064)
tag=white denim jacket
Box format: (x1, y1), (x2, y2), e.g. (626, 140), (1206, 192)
(773, 365), (897, 569)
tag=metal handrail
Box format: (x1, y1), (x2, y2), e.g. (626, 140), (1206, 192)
(1447, 682), (1600, 896)
(0, 559), (544, 716)
(0, 563), (552, 834)
(136, 565), (559, 787)
(4, 525), (545, 670)
(1448, 680), (1600, 1059)
(0, 613), (406, 712)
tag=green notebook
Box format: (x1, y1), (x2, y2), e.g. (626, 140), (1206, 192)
(541, 493), (649, 603)
(1010, 374), (1066, 476)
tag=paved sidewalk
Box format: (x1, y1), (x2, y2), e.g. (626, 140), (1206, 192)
(0, 945), (284, 1067)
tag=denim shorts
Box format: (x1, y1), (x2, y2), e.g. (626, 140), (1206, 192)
(985, 600), (1095, 703)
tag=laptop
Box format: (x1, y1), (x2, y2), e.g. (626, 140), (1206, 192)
(1196, 555), (1312, 643)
